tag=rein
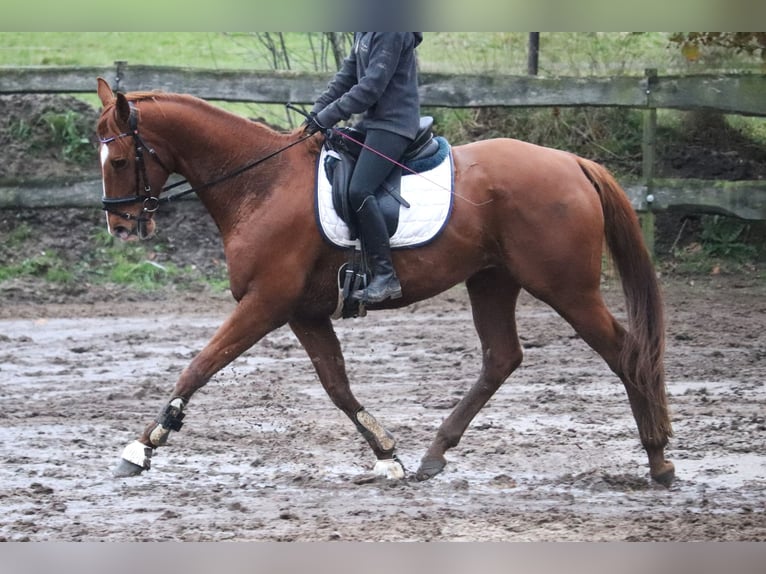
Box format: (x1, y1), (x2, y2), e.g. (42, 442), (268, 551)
(285, 104), (452, 196)
(330, 128), (454, 196)
(100, 102), (313, 221)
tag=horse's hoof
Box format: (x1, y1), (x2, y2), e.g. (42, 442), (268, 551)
(374, 458), (405, 480)
(415, 457), (446, 481)
(113, 440), (152, 477)
(650, 460), (675, 487)
(113, 458), (145, 478)
(352, 473), (385, 485)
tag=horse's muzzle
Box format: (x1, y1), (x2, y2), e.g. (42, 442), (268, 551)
(109, 215), (156, 241)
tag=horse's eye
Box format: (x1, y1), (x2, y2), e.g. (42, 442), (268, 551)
(110, 158), (129, 170)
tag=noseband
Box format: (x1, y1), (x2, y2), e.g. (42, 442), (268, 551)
(99, 100), (314, 227)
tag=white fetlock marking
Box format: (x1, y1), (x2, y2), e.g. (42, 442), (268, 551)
(373, 459), (405, 480)
(121, 440), (152, 469)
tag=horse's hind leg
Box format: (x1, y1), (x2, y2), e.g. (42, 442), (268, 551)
(549, 290), (675, 485)
(416, 269), (522, 481)
(289, 314), (404, 479)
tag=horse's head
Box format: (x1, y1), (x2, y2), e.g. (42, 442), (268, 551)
(96, 77), (172, 241)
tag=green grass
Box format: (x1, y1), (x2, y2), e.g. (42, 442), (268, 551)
(0, 250), (72, 283)
(661, 214), (763, 276)
(727, 114), (766, 143)
(0, 224), (229, 292)
(85, 229), (225, 291)
(0, 33), (262, 69)
(698, 215), (758, 260)
(1, 32), (762, 75)
(106, 257), (180, 289)
(5, 221), (33, 245)
(9, 118), (33, 140)
(39, 110), (93, 163)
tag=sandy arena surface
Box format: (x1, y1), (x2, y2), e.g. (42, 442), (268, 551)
(0, 274), (764, 542)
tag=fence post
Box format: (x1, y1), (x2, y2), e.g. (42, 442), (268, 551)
(113, 60), (127, 92)
(641, 68), (658, 256)
(527, 33), (540, 76)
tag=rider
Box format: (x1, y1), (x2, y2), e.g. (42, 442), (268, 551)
(304, 32), (423, 304)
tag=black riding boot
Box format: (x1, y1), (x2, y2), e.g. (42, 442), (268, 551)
(352, 197), (402, 304)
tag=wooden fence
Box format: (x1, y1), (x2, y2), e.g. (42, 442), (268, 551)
(2, 63), (765, 251)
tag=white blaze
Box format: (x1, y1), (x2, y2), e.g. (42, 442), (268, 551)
(99, 144), (112, 233)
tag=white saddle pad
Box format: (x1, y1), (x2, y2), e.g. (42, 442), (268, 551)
(315, 146), (454, 249)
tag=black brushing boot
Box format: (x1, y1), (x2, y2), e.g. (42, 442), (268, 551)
(352, 197), (402, 304)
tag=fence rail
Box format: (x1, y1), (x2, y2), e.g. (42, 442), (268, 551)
(2, 64), (765, 248)
(2, 177), (762, 219)
(2, 64), (766, 115)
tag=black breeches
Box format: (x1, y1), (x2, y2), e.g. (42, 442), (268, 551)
(348, 129), (412, 212)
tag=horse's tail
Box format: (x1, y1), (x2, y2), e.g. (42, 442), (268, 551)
(576, 156), (672, 444)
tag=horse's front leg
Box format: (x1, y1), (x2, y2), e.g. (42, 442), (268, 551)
(289, 314), (405, 480)
(113, 295), (285, 477)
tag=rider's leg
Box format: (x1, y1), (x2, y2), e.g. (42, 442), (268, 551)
(348, 129), (411, 304)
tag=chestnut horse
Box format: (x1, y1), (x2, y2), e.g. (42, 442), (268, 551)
(96, 78), (674, 486)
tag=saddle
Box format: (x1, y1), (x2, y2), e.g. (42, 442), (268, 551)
(322, 117), (448, 321)
(323, 116), (441, 240)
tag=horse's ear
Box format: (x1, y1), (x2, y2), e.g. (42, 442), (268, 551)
(115, 92), (131, 125)
(96, 77), (130, 128)
(96, 77), (114, 107)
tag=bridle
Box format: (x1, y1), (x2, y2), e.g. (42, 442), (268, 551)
(99, 100), (313, 227)
(99, 102), (169, 224)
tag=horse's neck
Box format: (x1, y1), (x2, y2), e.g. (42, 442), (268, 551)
(158, 98), (281, 181)
(153, 97), (289, 230)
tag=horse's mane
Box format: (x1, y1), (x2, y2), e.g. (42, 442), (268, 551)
(98, 89), (320, 160)
(106, 90), (301, 138)
(124, 90), (165, 102)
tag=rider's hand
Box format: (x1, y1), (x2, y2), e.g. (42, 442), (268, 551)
(303, 113), (325, 136)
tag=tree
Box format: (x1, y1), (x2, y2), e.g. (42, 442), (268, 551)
(327, 33), (349, 70)
(239, 33), (352, 72)
(669, 32), (766, 62)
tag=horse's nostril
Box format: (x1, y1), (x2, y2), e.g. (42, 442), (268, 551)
(113, 226), (132, 240)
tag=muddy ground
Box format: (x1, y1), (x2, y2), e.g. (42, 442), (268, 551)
(0, 271), (764, 541)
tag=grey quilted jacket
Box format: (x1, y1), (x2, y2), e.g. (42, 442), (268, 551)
(311, 32), (423, 140)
